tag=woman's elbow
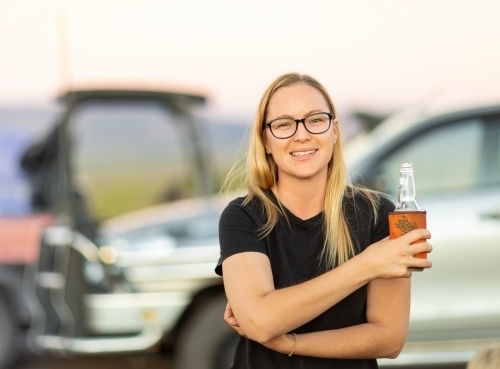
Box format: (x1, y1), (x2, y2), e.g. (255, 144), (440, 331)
(240, 317), (282, 344)
(248, 332), (276, 345)
(243, 325), (280, 344)
(385, 346), (404, 359)
(383, 335), (406, 359)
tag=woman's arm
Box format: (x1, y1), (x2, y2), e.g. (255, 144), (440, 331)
(258, 277), (410, 359)
(222, 229), (431, 344)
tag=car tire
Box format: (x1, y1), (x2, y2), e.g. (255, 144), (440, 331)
(174, 294), (239, 369)
(0, 296), (20, 369)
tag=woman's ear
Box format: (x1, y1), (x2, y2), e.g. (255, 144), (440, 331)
(332, 119), (339, 144)
(264, 141), (271, 155)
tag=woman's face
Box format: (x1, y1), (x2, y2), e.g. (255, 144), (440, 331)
(264, 83), (337, 186)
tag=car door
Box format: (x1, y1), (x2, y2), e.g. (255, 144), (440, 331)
(358, 112), (500, 343)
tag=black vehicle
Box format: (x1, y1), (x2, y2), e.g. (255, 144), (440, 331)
(0, 88), (239, 369)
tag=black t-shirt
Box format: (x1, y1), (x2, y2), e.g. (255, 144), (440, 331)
(216, 190), (395, 369)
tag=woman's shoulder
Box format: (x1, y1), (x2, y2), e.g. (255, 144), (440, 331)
(344, 186), (395, 217)
(377, 193), (396, 213)
(225, 193), (262, 210)
(226, 195), (247, 208)
(221, 193), (266, 221)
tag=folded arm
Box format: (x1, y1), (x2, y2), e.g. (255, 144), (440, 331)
(222, 229), (431, 346)
(252, 277), (411, 359)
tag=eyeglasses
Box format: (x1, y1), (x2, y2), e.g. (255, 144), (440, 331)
(263, 112), (334, 139)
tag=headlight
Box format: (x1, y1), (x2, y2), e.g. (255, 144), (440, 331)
(106, 234), (177, 267)
(83, 261), (105, 284)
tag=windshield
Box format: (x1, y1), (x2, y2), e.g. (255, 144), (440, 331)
(71, 101), (199, 221)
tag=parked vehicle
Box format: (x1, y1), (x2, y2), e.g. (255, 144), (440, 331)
(3, 90), (499, 369)
(101, 101), (500, 368)
(0, 87), (242, 369)
(100, 193), (238, 369)
(348, 102), (500, 366)
(0, 121), (56, 369)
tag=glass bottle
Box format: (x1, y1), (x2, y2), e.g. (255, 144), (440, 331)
(395, 163), (421, 211)
(389, 163), (427, 272)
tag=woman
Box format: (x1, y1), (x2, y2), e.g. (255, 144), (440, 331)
(215, 73), (432, 368)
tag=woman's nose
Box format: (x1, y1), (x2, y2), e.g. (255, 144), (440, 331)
(293, 121), (311, 141)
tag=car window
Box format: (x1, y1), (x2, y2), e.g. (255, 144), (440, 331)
(377, 118), (485, 196)
(483, 116), (500, 185)
(71, 101), (197, 220)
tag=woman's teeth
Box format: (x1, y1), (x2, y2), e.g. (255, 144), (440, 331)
(291, 150), (316, 157)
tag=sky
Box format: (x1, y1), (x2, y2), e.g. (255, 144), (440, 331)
(1, 0), (500, 120)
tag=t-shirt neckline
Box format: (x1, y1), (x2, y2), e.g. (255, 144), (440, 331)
(266, 189), (323, 224)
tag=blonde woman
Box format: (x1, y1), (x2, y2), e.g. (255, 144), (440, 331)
(215, 73), (432, 368)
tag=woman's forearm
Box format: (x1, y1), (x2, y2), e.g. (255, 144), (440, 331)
(261, 277), (411, 359)
(223, 252), (373, 343)
(223, 231), (427, 343)
(263, 322), (405, 359)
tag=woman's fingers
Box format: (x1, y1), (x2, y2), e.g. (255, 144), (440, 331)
(400, 228), (431, 243)
(223, 302), (247, 337)
(407, 240), (433, 255)
(398, 234), (433, 272)
(363, 229), (434, 278)
(224, 302), (238, 326)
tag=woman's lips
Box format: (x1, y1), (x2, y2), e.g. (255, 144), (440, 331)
(290, 149), (317, 157)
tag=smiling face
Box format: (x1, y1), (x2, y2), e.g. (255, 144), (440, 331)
(264, 83), (337, 186)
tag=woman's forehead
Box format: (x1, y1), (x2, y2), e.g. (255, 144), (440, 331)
(267, 83), (329, 118)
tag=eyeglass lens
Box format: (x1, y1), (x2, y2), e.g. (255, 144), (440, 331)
(270, 113), (331, 138)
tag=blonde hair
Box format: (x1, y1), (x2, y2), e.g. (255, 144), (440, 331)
(226, 73), (379, 268)
(467, 345), (500, 369)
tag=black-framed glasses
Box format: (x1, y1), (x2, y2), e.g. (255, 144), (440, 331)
(263, 112), (334, 139)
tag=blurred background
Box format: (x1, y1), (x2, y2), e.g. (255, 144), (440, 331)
(2, 0), (500, 218)
(1, 1), (500, 368)
(3, 0), (500, 126)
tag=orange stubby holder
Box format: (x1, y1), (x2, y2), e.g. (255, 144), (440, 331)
(388, 211), (427, 260)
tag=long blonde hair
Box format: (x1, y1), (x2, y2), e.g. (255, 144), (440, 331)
(227, 73), (379, 268)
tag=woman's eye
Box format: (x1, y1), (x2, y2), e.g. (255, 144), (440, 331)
(276, 121), (293, 129)
(307, 115), (327, 124)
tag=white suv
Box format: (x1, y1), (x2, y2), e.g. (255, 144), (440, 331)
(100, 102), (500, 368)
(347, 103), (500, 366)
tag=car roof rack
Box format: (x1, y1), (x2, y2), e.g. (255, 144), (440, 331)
(58, 88), (207, 106)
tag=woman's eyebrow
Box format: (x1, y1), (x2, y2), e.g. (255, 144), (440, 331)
(303, 109), (323, 117)
(268, 109), (324, 120)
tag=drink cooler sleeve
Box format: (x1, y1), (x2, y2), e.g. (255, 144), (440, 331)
(388, 211), (427, 259)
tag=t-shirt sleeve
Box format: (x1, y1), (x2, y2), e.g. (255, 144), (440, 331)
(215, 199), (268, 276)
(370, 195), (396, 243)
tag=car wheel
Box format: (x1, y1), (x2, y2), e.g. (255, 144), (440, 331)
(0, 296), (20, 369)
(175, 294), (239, 369)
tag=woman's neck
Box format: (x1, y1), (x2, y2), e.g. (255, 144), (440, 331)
(273, 176), (327, 220)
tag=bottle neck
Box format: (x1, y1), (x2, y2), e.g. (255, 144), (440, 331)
(396, 167), (421, 211)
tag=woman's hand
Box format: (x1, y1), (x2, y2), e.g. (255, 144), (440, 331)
(360, 229), (433, 279)
(224, 301), (247, 337)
